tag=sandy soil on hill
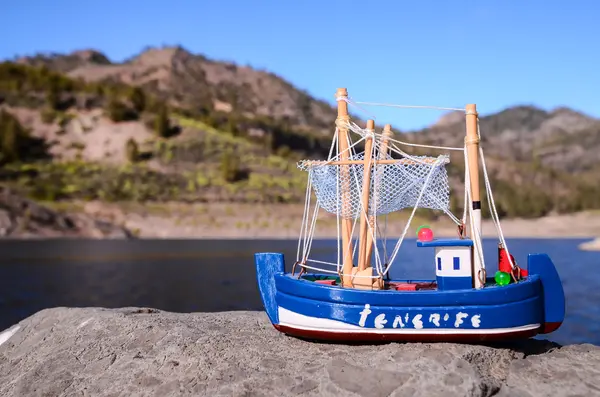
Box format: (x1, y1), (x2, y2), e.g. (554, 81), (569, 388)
(8, 107), (154, 164)
(74, 201), (600, 241)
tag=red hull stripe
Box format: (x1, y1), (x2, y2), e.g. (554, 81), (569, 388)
(273, 324), (542, 343)
(540, 321), (562, 334)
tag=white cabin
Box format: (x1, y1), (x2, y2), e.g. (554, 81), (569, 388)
(417, 238), (474, 291)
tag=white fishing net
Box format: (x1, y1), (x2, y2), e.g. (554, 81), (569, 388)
(298, 153), (451, 219)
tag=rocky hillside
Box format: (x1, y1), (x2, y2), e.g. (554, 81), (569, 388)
(1, 45), (599, 220)
(422, 106), (600, 173)
(413, 105), (600, 216)
(0, 187), (133, 238)
(16, 47), (336, 133)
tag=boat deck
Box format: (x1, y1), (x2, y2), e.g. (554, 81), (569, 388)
(301, 274), (504, 291)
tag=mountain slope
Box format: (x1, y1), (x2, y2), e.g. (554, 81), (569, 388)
(3, 46), (600, 219)
(17, 46), (336, 133)
(417, 105), (600, 173)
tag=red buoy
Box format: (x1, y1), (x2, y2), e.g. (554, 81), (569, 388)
(498, 244), (515, 273)
(498, 244), (527, 279)
(417, 226), (434, 242)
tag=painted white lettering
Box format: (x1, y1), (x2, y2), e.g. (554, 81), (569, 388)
(412, 314), (424, 329)
(357, 307), (482, 329)
(358, 304), (372, 327)
(454, 312), (468, 328)
(393, 315), (405, 328)
(374, 314), (387, 329)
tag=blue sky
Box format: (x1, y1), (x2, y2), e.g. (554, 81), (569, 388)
(1, 0), (598, 130)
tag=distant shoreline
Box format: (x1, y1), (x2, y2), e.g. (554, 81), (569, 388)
(4, 199), (600, 244)
(75, 201), (600, 242)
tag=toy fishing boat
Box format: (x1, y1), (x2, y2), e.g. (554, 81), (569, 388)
(255, 88), (565, 342)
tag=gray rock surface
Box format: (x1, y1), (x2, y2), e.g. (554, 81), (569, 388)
(0, 308), (598, 397)
(0, 187), (133, 238)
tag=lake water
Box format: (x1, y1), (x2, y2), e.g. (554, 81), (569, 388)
(0, 238), (598, 346)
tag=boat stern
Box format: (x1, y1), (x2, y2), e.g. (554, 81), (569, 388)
(527, 253), (565, 334)
(254, 252), (285, 326)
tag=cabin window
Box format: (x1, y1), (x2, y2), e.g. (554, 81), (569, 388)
(437, 257), (441, 271)
(453, 257), (460, 270)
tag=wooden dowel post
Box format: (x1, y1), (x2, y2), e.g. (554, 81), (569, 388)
(365, 124), (393, 289)
(365, 124), (393, 272)
(357, 120), (375, 271)
(336, 88), (354, 287)
(465, 104), (484, 289)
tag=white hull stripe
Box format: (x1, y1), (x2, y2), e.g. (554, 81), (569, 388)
(277, 307), (540, 335)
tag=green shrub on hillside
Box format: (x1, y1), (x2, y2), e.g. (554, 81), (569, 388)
(0, 109), (50, 164)
(45, 85), (61, 110)
(220, 149), (248, 182)
(0, 62), (167, 120)
(155, 105), (170, 138)
(125, 138), (140, 163)
(105, 96), (138, 122)
(0, 63), (78, 93)
(0, 162), (302, 204)
(40, 107), (57, 124)
(127, 87), (146, 113)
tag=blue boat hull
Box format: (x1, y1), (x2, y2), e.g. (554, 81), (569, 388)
(254, 252), (565, 342)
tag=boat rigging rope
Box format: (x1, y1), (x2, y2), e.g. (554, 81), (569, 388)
(476, 119), (516, 271)
(382, 156), (444, 276)
(338, 96), (466, 113)
(296, 98), (516, 281)
(342, 99), (513, 272)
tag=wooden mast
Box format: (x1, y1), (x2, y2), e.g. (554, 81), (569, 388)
(362, 124), (393, 289)
(465, 104), (484, 289)
(336, 88), (355, 287)
(360, 126), (393, 265)
(357, 119), (375, 272)
(365, 124), (392, 266)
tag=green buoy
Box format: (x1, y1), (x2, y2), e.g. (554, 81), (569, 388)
(494, 271), (511, 286)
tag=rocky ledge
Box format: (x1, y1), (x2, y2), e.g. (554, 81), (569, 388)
(0, 187), (133, 238)
(579, 237), (600, 251)
(0, 308), (598, 397)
